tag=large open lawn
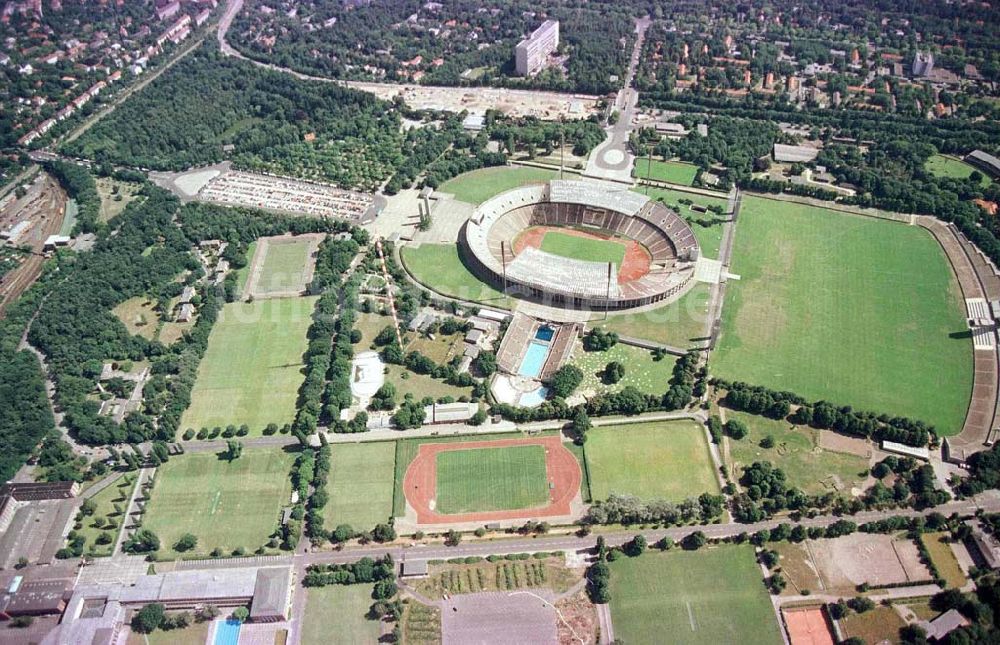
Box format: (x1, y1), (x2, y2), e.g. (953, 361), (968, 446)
(256, 238), (312, 293)
(436, 445), (549, 513)
(926, 154), (992, 186)
(633, 159), (699, 186)
(609, 546), (782, 645)
(180, 297), (317, 435)
(641, 187), (729, 258)
(540, 230), (626, 266)
(324, 442), (395, 531)
(570, 342), (677, 396)
(143, 449), (296, 555)
(714, 197), (971, 434)
(439, 166), (559, 205)
(78, 474), (135, 558)
(301, 584), (380, 645)
(585, 421), (720, 502)
(401, 243), (510, 307)
(723, 410), (869, 495)
(596, 282), (712, 348)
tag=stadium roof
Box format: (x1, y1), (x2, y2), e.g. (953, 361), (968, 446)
(548, 179), (648, 215)
(250, 567), (292, 620)
(969, 150), (1000, 177)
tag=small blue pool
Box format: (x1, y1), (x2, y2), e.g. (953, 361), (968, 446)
(518, 341), (550, 378)
(214, 619), (242, 645)
(535, 326), (555, 342)
(519, 386), (549, 407)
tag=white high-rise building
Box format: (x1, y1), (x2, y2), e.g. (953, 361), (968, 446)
(515, 20), (559, 76)
(912, 51), (934, 77)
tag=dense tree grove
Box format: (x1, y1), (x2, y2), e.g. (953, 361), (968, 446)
(0, 351), (55, 482)
(303, 555), (395, 587)
(583, 492), (724, 526)
(63, 47), (404, 191)
(719, 381), (932, 447)
(43, 160), (101, 234)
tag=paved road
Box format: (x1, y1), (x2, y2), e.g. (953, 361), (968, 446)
(584, 17), (650, 183)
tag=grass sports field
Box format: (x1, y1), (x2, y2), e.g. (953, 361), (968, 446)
(585, 421), (720, 502)
(400, 243), (510, 307)
(633, 159), (699, 186)
(301, 584), (379, 645)
(301, 584), (380, 645)
(435, 445), (549, 513)
(597, 281), (712, 348)
(143, 449), (295, 555)
(256, 238), (311, 292)
(714, 197), (971, 433)
(610, 546), (782, 645)
(540, 230), (626, 266)
(926, 154), (992, 186)
(723, 410), (868, 495)
(438, 166), (559, 205)
(324, 442), (395, 531)
(570, 342), (677, 396)
(180, 297), (317, 435)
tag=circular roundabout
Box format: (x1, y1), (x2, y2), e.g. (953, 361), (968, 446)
(459, 179), (701, 310)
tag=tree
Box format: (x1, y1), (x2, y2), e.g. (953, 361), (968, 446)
(174, 533), (198, 552)
(682, 531), (707, 550)
(225, 440), (243, 461)
(724, 419), (748, 440)
(571, 407), (592, 444)
(331, 524), (355, 543)
(444, 529), (461, 546)
(627, 534), (647, 556)
(131, 603), (166, 634)
(124, 529), (161, 554)
(760, 435), (775, 449)
(548, 365), (584, 398)
(373, 523), (397, 543)
(603, 361), (625, 384)
(232, 607), (249, 623)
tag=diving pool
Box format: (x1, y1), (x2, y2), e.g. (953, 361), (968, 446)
(214, 619), (242, 645)
(535, 326), (554, 342)
(517, 341), (550, 378)
(519, 386), (549, 407)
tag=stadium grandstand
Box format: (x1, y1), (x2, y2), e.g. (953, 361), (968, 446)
(460, 179), (700, 310)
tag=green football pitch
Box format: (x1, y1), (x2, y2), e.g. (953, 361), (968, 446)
(180, 297), (317, 435)
(435, 445), (549, 514)
(324, 442), (396, 531)
(540, 230), (626, 267)
(400, 243), (510, 306)
(633, 159), (699, 186)
(610, 546), (782, 645)
(143, 449), (296, 555)
(256, 238), (312, 293)
(925, 154), (992, 186)
(714, 196), (971, 434)
(585, 421), (720, 502)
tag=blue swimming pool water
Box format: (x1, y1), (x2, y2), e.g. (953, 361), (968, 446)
(535, 326), (555, 342)
(518, 341), (550, 378)
(214, 619), (242, 645)
(519, 386), (549, 407)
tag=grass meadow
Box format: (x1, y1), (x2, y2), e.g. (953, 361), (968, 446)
(324, 442), (396, 531)
(723, 409), (869, 495)
(180, 297), (317, 435)
(539, 230), (626, 266)
(400, 243), (511, 307)
(570, 342), (676, 396)
(143, 449), (296, 555)
(301, 584), (380, 645)
(926, 154), (992, 186)
(435, 445), (550, 513)
(585, 421), (720, 502)
(438, 166), (560, 204)
(609, 546), (782, 645)
(633, 159), (699, 186)
(714, 197), (971, 434)
(596, 282), (712, 348)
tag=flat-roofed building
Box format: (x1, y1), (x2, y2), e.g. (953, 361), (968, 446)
(423, 401), (478, 424)
(0, 579), (70, 619)
(515, 20), (559, 76)
(773, 143), (819, 163)
(401, 560), (429, 578)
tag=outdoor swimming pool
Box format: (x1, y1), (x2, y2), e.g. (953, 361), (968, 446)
(519, 386), (549, 407)
(535, 326), (555, 342)
(517, 341), (551, 378)
(214, 619), (242, 645)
